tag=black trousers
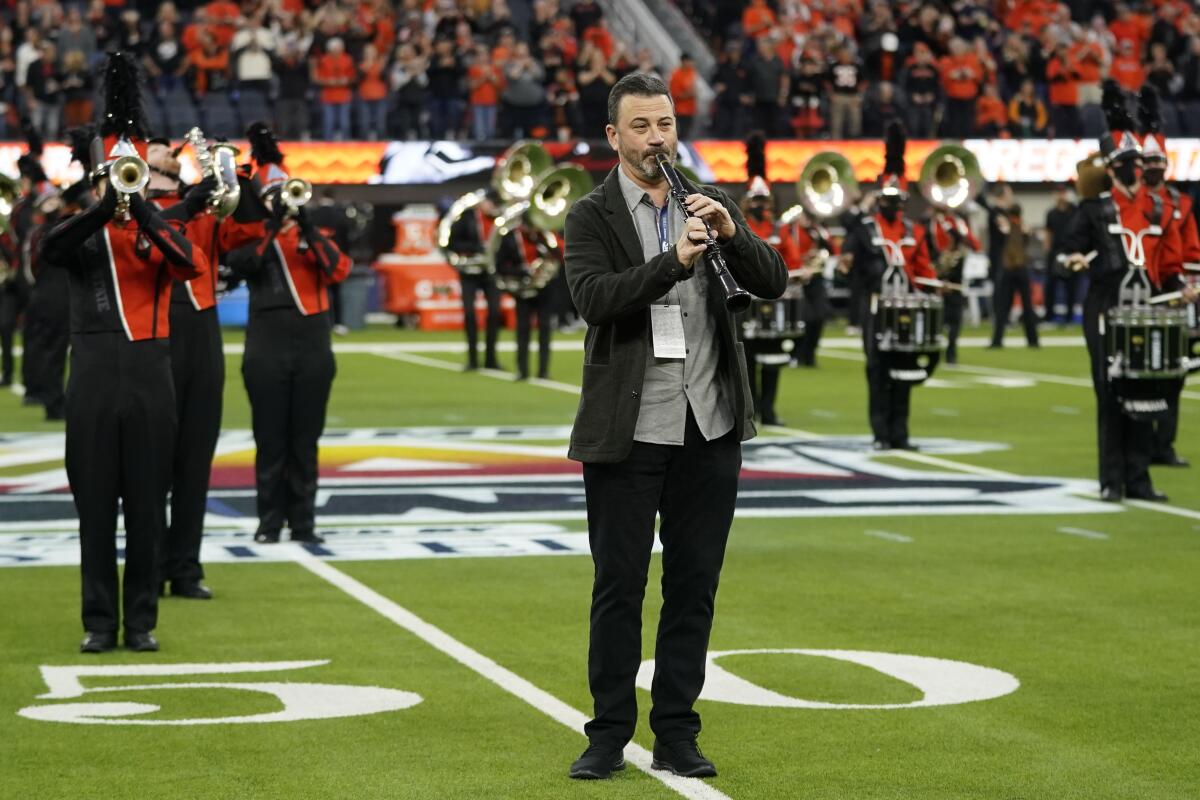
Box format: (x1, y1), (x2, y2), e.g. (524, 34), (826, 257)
(66, 333), (175, 636)
(515, 291), (552, 379)
(460, 272), (501, 368)
(991, 268), (1040, 346)
(242, 309), (335, 537)
(1152, 390), (1181, 460)
(863, 302), (915, 446)
(1083, 295), (1153, 494)
(943, 292), (963, 362)
(164, 304), (224, 584)
(22, 295), (69, 416)
(582, 407), (741, 747)
(795, 319), (823, 366)
(745, 347), (784, 423)
(0, 289), (18, 384)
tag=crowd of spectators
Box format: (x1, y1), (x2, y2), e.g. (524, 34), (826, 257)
(683, 0), (1200, 140)
(0, 0), (1197, 144)
(0, 0), (677, 143)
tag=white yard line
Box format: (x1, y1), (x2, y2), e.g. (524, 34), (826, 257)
(1057, 526), (1109, 540)
(864, 529), (913, 543)
(816, 348), (1200, 401)
(373, 351), (582, 396)
(292, 550), (731, 800)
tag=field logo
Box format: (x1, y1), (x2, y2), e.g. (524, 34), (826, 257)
(637, 650), (1020, 710)
(0, 427), (1115, 566)
(18, 661), (420, 726)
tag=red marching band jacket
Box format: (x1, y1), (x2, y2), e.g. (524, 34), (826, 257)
(152, 192), (267, 310)
(872, 213), (936, 284)
(100, 217), (206, 340)
(1149, 185), (1200, 273)
(928, 211), (981, 256)
(255, 221), (353, 315)
(1109, 186), (1184, 290)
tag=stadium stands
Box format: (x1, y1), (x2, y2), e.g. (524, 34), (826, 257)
(0, 0), (1197, 143)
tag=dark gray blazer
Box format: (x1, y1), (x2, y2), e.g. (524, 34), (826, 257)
(564, 166), (788, 463)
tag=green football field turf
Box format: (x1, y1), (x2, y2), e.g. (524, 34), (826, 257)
(1, 323), (1197, 799)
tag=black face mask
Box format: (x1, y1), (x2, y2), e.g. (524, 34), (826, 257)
(879, 205), (899, 223)
(1113, 161), (1140, 189)
(1142, 167), (1165, 188)
(748, 205), (767, 221)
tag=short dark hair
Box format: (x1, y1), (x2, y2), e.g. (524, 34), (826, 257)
(607, 72), (672, 126)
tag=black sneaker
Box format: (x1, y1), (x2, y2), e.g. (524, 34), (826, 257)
(125, 632), (159, 652)
(651, 738), (717, 778)
(290, 531), (326, 544)
(79, 631), (117, 653)
(569, 742), (626, 780)
(254, 529), (281, 544)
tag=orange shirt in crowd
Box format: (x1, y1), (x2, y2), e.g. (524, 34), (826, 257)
(316, 52), (356, 105)
(203, 0), (240, 48)
(468, 63), (504, 106)
(939, 53), (983, 100)
(1109, 14), (1151, 52)
(976, 95), (1008, 130)
(742, 0), (777, 39)
(582, 25), (614, 59)
(1046, 56), (1079, 105)
(669, 64), (698, 116)
(1069, 41), (1104, 83)
(189, 49), (228, 95)
(359, 60), (388, 101)
(1109, 54), (1146, 90)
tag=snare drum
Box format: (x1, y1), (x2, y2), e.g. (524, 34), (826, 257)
(742, 298), (805, 340)
(872, 292), (944, 354)
(1102, 305), (1188, 379)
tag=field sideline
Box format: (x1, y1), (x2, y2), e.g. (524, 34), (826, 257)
(1, 323), (1197, 799)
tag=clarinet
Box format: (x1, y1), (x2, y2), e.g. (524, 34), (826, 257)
(656, 154), (752, 313)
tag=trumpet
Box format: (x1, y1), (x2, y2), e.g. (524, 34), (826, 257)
(280, 178), (312, 212)
(183, 127), (241, 220)
(99, 138), (150, 217)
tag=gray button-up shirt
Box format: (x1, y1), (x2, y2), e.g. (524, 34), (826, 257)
(617, 167), (735, 445)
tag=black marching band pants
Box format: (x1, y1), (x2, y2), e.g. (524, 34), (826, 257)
(460, 271), (501, 368)
(67, 332), (176, 636)
(1083, 295), (1153, 494)
(164, 303), (224, 585)
(242, 309), (335, 537)
(943, 292), (963, 363)
(863, 301), (914, 446)
(581, 406), (741, 747)
(992, 267), (1040, 347)
(516, 290), (553, 379)
(21, 296), (70, 415)
(745, 346), (783, 424)
(0, 288), (17, 384)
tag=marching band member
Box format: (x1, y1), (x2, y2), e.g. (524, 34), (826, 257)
(842, 122), (936, 451)
(149, 131), (263, 600)
(226, 122), (352, 545)
(740, 133), (797, 425)
(925, 200), (980, 364)
(1, 124), (46, 392)
(785, 204), (837, 368)
(444, 187), (504, 371)
(1139, 87), (1199, 469)
(495, 211), (561, 380)
(16, 180), (66, 420)
(40, 52), (206, 652)
(1060, 82), (1191, 503)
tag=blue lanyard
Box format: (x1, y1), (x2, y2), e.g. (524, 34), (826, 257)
(656, 204), (671, 254)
